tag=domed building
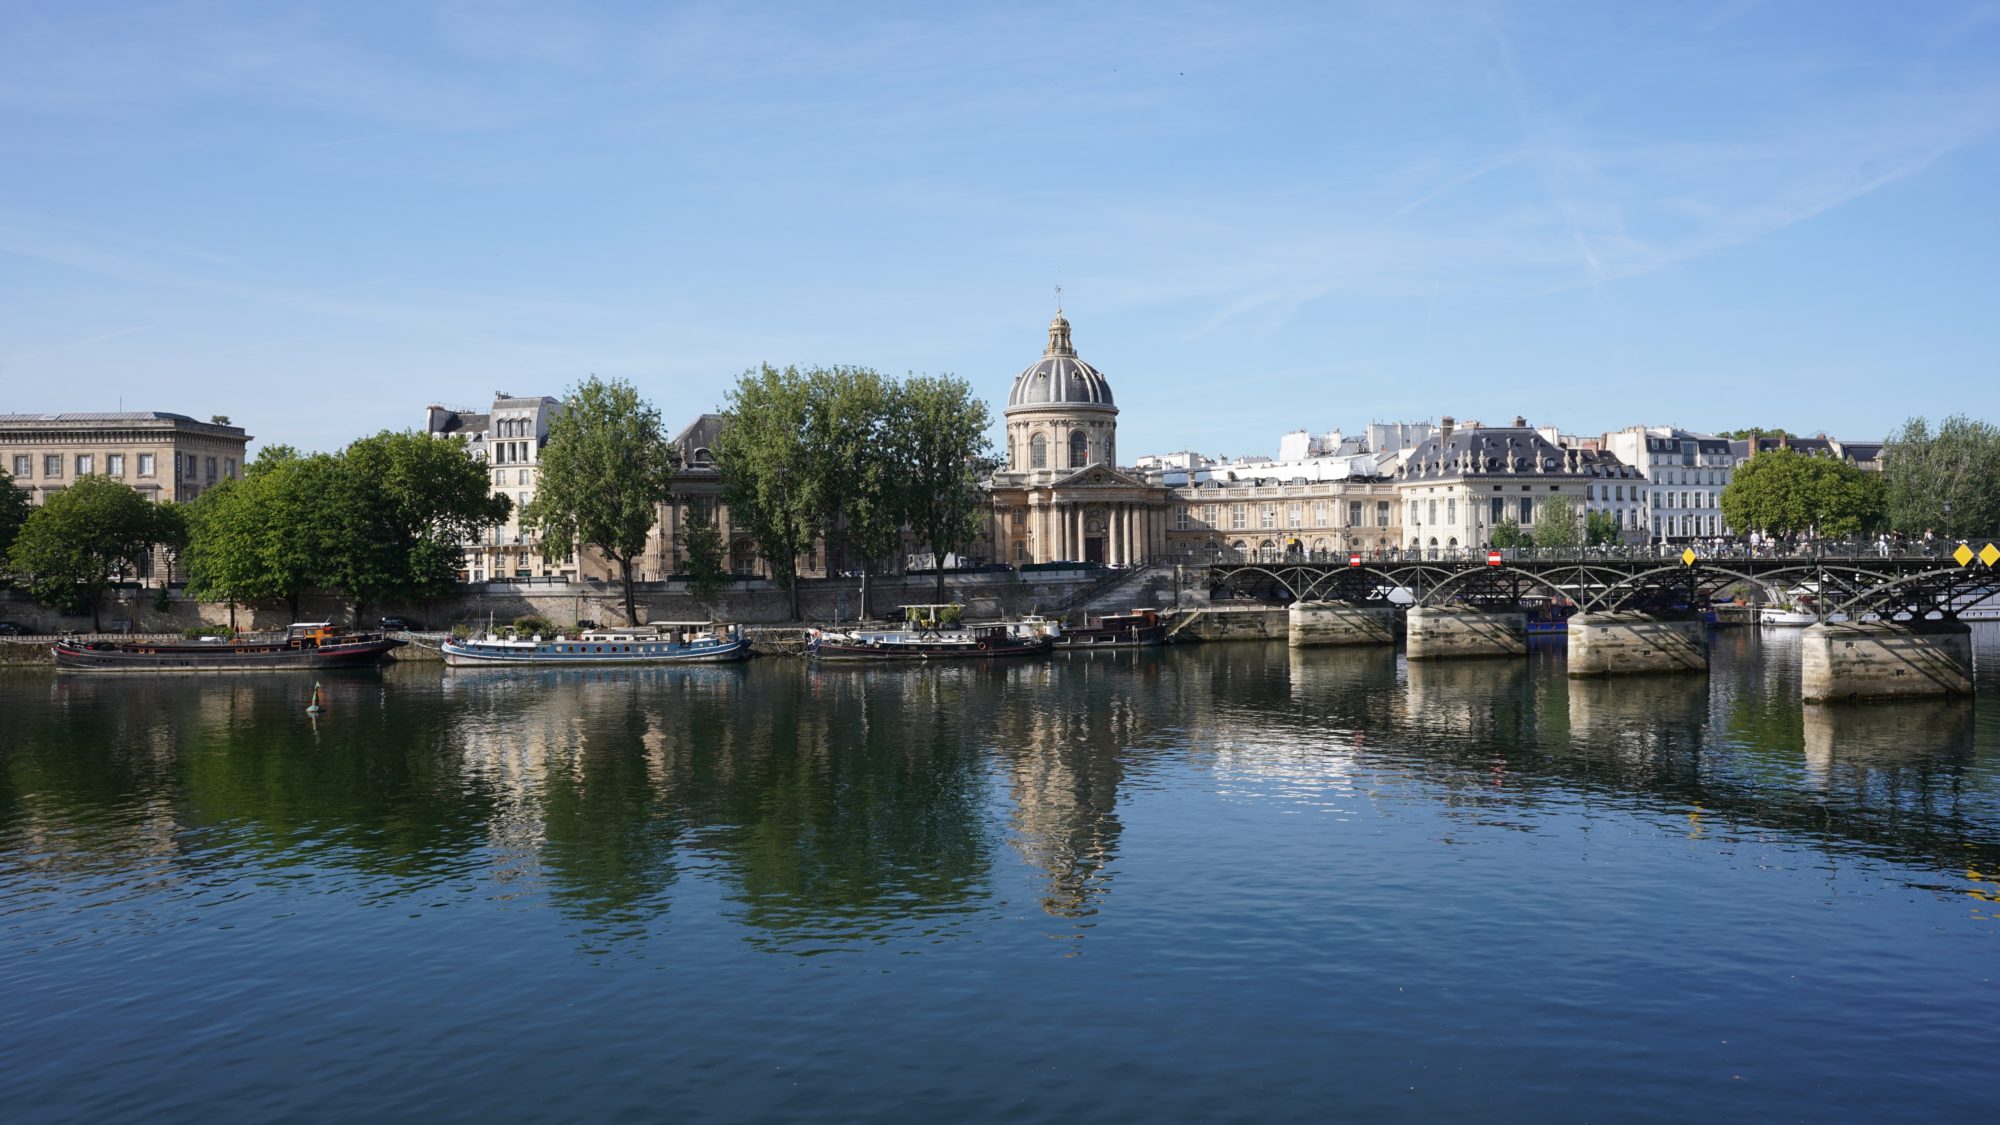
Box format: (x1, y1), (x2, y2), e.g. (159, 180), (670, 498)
(986, 311), (1167, 566)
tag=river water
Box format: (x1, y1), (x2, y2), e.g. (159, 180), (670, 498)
(4, 628), (1998, 1121)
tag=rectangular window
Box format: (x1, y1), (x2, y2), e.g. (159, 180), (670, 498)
(1260, 506), (1276, 530)
(1203, 504), (1217, 528)
(1288, 503), (1302, 527)
(1491, 497), (1505, 523)
(224, 458), (235, 479)
(1348, 501), (1362, 527)
(206, 456), (217, 482)
(1313, 502), (1326, 526)
(1376, 502), (1389, 528)
(1519, 498), (1534, 524)
(1446, 498), (1456, 526)
(138, 453), (155, 477)
(1231, 506), (1246, 530)
(76, 454), (94, 475)
(518, 469), (530, 485)
(11, 454), (27, 477)
(1010, 509), (1025, 527)
(1427, 499), (1437, 526)
(1176, 506), (1190, 531)
(105, 454), (124, 477)
(1614, 484), (1623, 501)
(44, 454), (61, 477)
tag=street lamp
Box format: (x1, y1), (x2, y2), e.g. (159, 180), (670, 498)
(1944, 499), (1953, 544)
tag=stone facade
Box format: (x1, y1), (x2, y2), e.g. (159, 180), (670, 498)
(1395, 416), (1644, 551)
(0, 411), (251, 507)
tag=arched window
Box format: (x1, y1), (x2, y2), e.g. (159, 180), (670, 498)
(1030, 434), (1048, 469)
(1070, 431), (1089, 468)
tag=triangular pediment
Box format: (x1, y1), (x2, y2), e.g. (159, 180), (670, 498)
(1052, 464), (1146, 489)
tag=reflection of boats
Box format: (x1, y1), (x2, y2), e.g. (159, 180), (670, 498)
(54, 622), (404, 672)
(441, 622), (751, 666)
(809, 604), (1052, 660)
(1039, 608), (1167, 649)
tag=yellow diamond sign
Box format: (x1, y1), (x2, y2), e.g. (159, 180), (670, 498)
(1681, 547), (1697, 566)
(1982, 542), (2000, 567)
(1954, 543), (1975, 566)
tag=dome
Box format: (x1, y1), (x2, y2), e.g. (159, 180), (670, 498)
(1005, 313), (1116, 410)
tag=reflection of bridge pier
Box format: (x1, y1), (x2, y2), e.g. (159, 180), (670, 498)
(1801, 698), (1974, 788)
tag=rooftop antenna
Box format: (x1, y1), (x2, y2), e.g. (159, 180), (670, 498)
(1054, 284), (1063, 316)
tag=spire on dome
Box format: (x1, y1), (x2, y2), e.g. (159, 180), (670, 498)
(1046, 310), (1075, 357)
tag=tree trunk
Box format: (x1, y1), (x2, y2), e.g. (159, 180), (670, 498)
(90, 587), (102, 633)
(789, 573), (802, 622)
(289, 590), (301, 622)
(619, 555), (638, 625)
(932, 543), (947, 604)
(858, 561), (872, 622)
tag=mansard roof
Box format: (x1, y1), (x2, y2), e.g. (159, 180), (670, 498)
(1399, 426), (1638, 482)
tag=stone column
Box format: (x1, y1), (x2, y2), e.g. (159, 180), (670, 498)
(1800, 620), (1972, 702)
(1405, 606), (1528, 659)
(1112, 503), (1125, 565)
(1566, 612), (1707, 676)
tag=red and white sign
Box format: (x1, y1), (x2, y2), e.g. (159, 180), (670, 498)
(1487, 551), (1504, 567)
(1348, 553), (1362, 568)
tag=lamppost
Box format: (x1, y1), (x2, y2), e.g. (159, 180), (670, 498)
(1944, 499), (1953, 545)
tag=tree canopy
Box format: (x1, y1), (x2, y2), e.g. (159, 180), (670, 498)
(1720, 448), (1882, 539)
(717, 364), (820, 620)
(8, 475), (179, 629)
(0, 468), (29, 573)
(895, 374), (993, 604)
(1881, 414), (2000, 539)
(1532, 495), (1583, 549)
(521, 377), (679, 625)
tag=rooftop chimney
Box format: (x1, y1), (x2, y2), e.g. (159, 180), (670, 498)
(1513, 415), (1527, 428)
(1439, 415), (1455, 442)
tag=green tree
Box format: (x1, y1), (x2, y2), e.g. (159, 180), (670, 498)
(1716, 427), (1791, 440)
(344, 430), (513, 607)
(896, 374), (993, 604)
(1489, 518), (1530, 549)
(681, 505), (728, 611)
(0, 467), (29, 575)
(718, 364), (819, 620)
(1721, 448), (1881, 539)
(1584, 508), (1620, 547)
(807, 367), (905, 619)
(1532, 495), (1584, 549)
(520, 378), (676, 626)
(8, 476), (171, 629)
(1882, 414), (2000, 539)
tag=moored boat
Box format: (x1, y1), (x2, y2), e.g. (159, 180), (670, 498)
(1043, 608), (1167, 649)
(808, 604), (1052, 660)
(441, 622), (751, 666)
(53, 622), (404, 673)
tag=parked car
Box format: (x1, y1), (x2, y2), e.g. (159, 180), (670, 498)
(0, 621), (32, 636)
(380, 616), (425, 632)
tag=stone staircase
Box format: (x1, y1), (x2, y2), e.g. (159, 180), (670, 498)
(1056, 564), (1172, 618)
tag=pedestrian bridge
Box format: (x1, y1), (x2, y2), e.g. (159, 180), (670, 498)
(1206, 543), (2000, 622)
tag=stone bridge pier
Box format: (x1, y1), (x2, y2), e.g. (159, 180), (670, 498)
(1287, 602), (1396, 647)
(1801, 620), (1973, 702)
(1566, 612), (1708, 677)
(1405, 606), (1526, 659)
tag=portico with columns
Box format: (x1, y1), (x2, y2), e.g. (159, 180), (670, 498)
(985, 310), (1171, 567)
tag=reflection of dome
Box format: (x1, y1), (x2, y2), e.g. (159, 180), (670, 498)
(1006, 313), (1115, 410)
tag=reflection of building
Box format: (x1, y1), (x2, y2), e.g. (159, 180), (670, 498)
(1, 411), (251, 506)
(999, 695), (1127, 923)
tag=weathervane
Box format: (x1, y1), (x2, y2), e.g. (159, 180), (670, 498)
(1054, 284), (1063, 315)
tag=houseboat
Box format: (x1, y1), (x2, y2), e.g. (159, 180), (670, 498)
(1039, 608), (1167, 649)
(53, 622), (404, 673)
(441, 622), (752, 666)
(808, 605), (1053, 660)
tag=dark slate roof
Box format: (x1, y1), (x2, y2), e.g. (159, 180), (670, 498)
(431, 411), (489, 437)
(1006, 313), (1114, 410)
(673, 413), (724, 470)
(1401, 427), (1638, 481)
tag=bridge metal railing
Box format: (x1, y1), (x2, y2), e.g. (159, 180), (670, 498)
(1184, 540), (1998, 567)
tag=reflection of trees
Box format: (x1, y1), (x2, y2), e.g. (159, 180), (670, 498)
(0, 670), (498, 892)
(673, 663), (994, 947)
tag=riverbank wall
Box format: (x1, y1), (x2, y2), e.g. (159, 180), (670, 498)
(0, 570), (1116, 637)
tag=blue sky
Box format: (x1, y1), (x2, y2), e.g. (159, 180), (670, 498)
(3, 1), (1997, 458)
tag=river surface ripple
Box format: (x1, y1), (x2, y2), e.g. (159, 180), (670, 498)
(4, 628), (1999, 1121)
